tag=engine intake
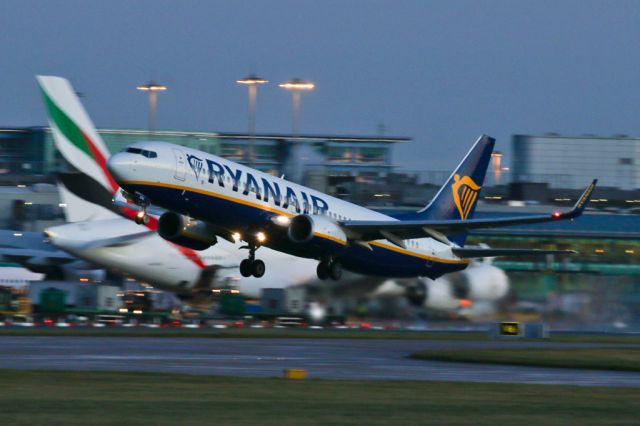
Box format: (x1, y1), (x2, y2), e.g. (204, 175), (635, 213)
(288, 215), (314, 243)
(287, 214), (347, 249)
(158, 212), (218, 251)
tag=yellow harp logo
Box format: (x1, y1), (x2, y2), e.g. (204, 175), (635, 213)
(452, 174), (481, 220)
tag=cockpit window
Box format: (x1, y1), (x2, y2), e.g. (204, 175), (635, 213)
(125, 147), (157, 158)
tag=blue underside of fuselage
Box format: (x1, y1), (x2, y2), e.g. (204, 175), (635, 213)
(124, 183), (467, 278)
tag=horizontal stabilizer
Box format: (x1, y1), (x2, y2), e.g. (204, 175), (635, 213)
(453, 247), (577, 258)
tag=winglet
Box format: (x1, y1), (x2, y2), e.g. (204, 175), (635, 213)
(558, 179), (597, 220)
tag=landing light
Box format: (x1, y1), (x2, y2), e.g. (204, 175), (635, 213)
(232, 232), (242, 242)
(275, 215), (290, 225)
(256, 232), (267, 243)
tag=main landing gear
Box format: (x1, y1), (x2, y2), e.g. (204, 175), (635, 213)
(316, 258), (342, 281)
(239, 242), (265, 278)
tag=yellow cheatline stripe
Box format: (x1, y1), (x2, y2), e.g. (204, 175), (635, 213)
(123, 180), (468, 265)
(122, 180), (295, 217)
(369, 241), (468, 264)
(313, 232), (348, 246)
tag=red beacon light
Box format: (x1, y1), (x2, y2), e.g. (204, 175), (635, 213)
(553, 211), (562, 218)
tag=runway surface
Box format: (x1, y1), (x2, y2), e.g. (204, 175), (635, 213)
(1, 336), (640, 387)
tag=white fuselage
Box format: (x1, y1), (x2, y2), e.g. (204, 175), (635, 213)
(108, 141), (467, 278)
(45, 218), (318, 298)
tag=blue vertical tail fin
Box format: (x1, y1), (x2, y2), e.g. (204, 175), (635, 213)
(398, 135), (495, 246)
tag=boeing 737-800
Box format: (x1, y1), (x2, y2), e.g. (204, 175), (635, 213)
(105, 108), (596, 281)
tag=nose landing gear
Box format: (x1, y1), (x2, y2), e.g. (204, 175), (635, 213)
(316, 258), (342, 281)
(134, 210), (150, 225)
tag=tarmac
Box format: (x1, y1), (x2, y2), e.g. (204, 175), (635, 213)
(2, 336), (640, 387)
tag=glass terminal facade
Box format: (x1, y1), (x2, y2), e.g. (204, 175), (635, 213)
(0, 127), (408, 191)
(512, 134), (640, 190)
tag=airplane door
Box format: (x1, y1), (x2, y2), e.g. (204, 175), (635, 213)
(173, 148), (186, 181)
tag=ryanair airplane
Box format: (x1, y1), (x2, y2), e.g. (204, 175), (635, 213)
(101, 104), (595, 282)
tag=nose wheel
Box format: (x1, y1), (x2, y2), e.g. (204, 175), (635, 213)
(134, 210), (149, 225)
(317, 259), (342, 281)
(239, 243), (265, 278)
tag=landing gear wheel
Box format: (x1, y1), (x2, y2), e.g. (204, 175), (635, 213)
(328, 261), (342, 280)
(134, 211), (149, 225)
(239, 259), (253, 277)
(316, 262), (329, 280)
(251, 259), (265, 278)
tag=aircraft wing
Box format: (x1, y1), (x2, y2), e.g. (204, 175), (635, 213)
(341, 180), (596, 246)
(0, 247), (76, 261)
(0, 230), (77, 269)
(452, 247), (576, 258)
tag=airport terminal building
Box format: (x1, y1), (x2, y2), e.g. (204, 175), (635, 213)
(0, 127), (409, 192)
(512, 134), (640, 190)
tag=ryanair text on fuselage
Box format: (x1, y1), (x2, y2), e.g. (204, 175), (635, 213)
(188, 154), (330, 216)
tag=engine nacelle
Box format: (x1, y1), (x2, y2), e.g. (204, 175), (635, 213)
(451, 263), (509, 301)
(158, 212), (218, 251)
(287, 214), (347, 249)
(406, 279), (460, 311)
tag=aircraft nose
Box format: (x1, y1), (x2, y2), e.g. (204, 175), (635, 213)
(107, 152), (135, 184)
(44, 226), (71, 250)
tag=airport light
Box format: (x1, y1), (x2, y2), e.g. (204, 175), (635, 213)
(136, 81), (167, 134)
(279, 78), (315, 135)
(237, 74), (268, 165)
(491, 151), (503, 184)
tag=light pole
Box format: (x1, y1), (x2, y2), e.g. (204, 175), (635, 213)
(237, 74), (268, 165)
(136, 81), (167, 134)
(279, 78), (314, 136)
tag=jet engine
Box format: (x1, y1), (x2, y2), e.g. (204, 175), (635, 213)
(402, 263), (509, 310)
(158, 212), (218, 251)
(405, 279), (461, 311)
(287, 214), (347, 249)
(450, 263), (509, 301)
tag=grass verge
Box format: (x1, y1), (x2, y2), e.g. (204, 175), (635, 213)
(1, 369), (639, 425)
(411, 348), (640, 372)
